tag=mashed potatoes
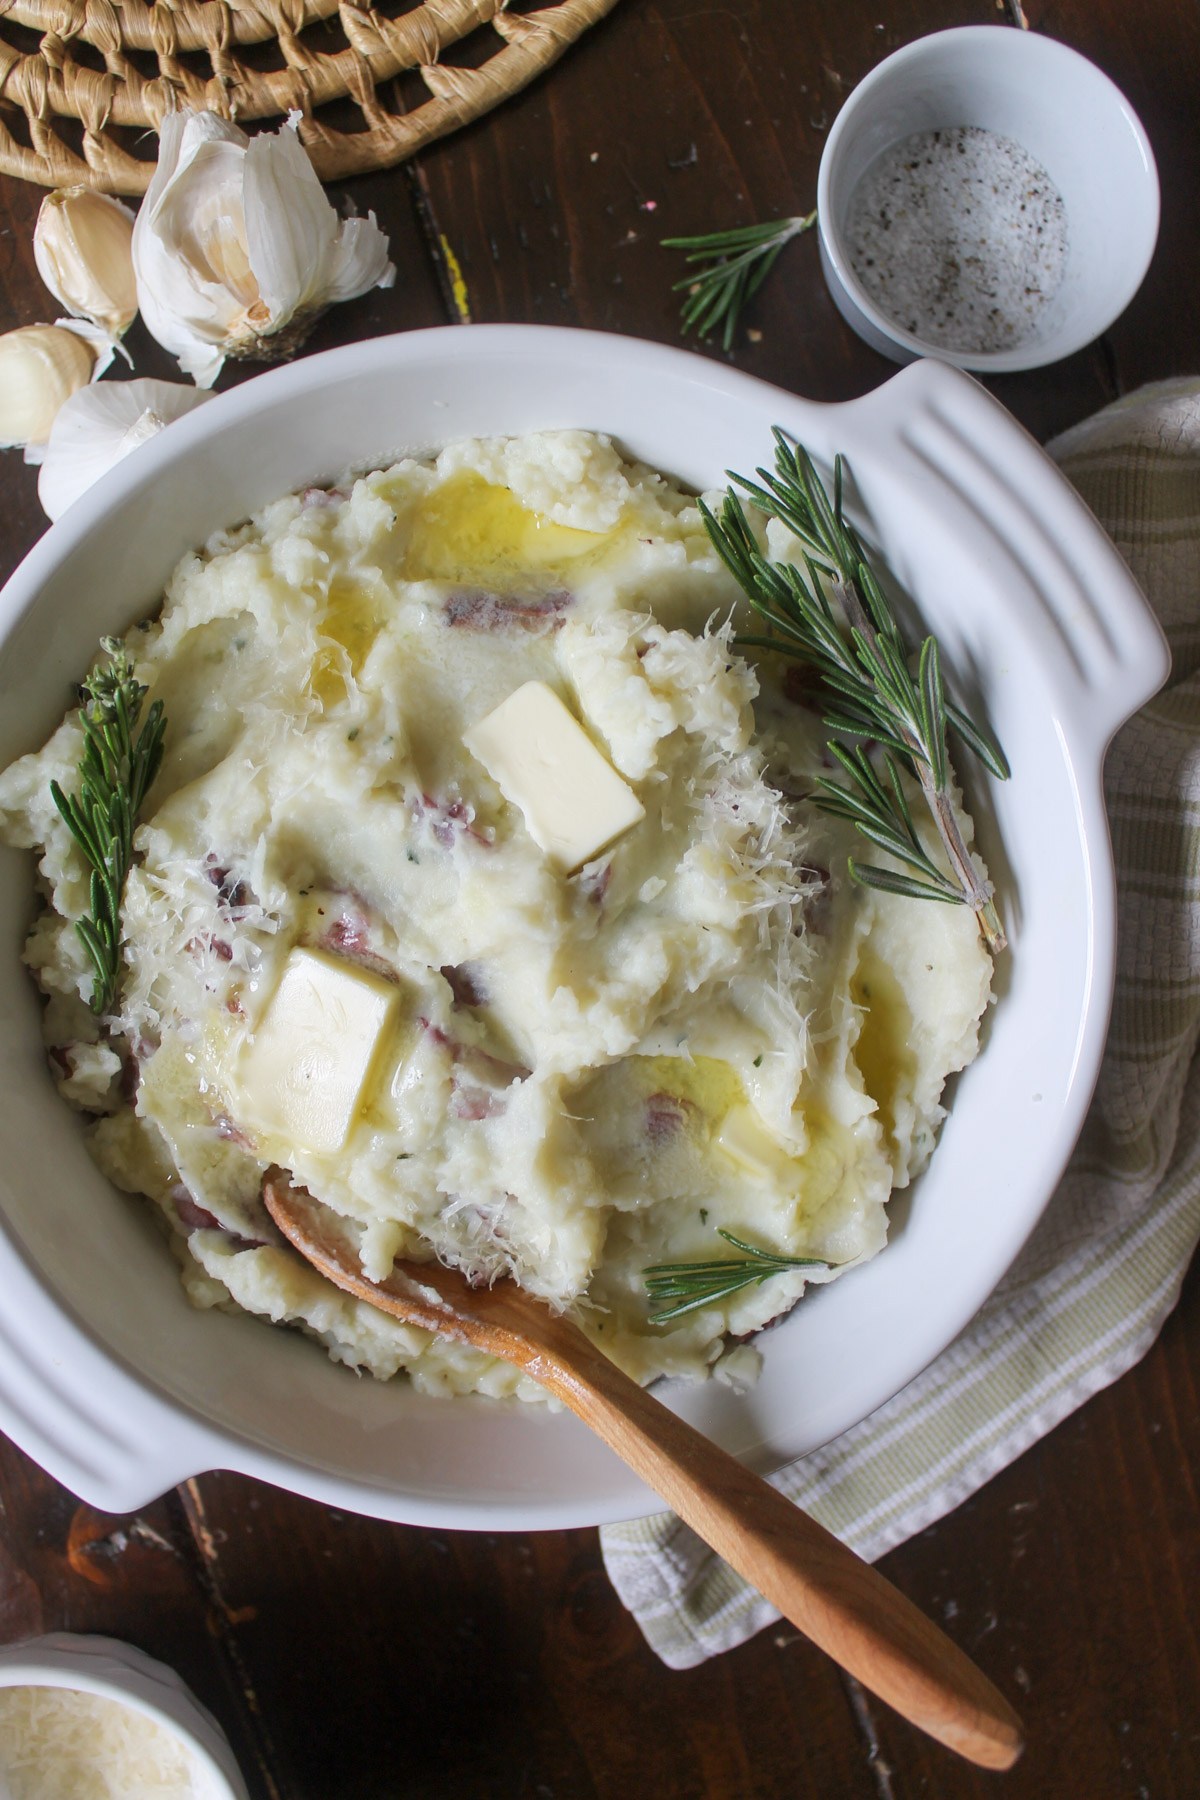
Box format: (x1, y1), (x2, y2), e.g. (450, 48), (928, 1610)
(0, 432), (992, 1402)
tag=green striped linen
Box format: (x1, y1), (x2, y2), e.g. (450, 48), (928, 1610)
(600, 378), (1200, 1668)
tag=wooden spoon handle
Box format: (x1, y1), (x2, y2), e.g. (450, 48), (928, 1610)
(259, 1176), (1021, 1767)
(538, 1331), (1023, 1770)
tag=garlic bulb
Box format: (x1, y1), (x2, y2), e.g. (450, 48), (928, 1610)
(34, 188), (138, 340)
(0, 324), (96, 450)
(37, 378), (212, 521)
(133, 110), (396, 388)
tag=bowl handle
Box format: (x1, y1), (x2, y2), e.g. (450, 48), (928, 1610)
(830, 360), (1171, 750)
(0, 1244), (223, 1511)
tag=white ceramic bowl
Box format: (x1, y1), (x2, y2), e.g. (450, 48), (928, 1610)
(0, 327), (1168, 1528)
(817, 26), (1160, 371)
(0, 1632), (248, 1799)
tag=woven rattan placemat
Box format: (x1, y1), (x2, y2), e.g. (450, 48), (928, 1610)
(0, 0), (619, 192)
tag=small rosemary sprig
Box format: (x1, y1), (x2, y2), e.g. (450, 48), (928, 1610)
(663, 213), (817, 351)
(50, 638), (166, 1016)
(701, 433), (1009, 953)
(644, 1230), (831, 1323)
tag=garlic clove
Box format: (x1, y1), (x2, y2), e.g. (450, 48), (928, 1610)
(0, 324), (96, 450)
(159, 140), (260, 311)
(49, 316), (123, 381)
(133, 113), (249, 388)
(321, 216), (397, 305)
(133, 108), (396, 389)
(33, 187), (138, 340)
(36, 377), (212, 521)
(243, 112), (338, 318)
(21, 321), (121, 464)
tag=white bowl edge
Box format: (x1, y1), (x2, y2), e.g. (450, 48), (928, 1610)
(0, 328), (1170, 1528)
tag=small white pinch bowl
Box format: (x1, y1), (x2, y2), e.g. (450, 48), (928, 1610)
(0, 1632), (248, 1799)
(0, 326), (1169, 1529)
(817, 26), (1160, 372)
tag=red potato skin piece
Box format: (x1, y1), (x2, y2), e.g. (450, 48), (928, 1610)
(416, 1016), (531, 1121)
(216, 1113), (255, 1152)
(577, 860), (612, 908)
(122, 1047), (147, 1101)
(324, 913), (372, 958)
(204, 858), (253, 912)
(441, 962), (489, 1009)
(172, 1184), (272, 1249)
(49, 1041), (139, 1104)
(644, 1092), (696, 1144)
(449, 1086), (506, 1121)
(445, 590), (571, 632)
(171, 1185), (222, 1232)
(414, 793), (492, 850)
(312, 903), (402, 984)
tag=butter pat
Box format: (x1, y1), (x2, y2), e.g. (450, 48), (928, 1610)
(237, 947), (398, 1154)
(463, 680), (644, 871)
(715, 1104), (792, 1181)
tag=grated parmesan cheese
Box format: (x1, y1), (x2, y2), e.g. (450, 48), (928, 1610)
(0, 1685), (210, 1800)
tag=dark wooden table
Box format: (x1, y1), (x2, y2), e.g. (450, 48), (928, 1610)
(1, 1), (1198, 1794)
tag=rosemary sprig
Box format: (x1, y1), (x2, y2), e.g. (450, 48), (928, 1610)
(644, 1229), (830, 1323)
(701, 432), (1009, 952)
(663, 213), (817, 351)
(50, 638), (166, 1016)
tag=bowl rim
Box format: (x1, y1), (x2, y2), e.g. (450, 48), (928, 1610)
(0, 325), (1171, 1528)
(815, 24), (1161, 373)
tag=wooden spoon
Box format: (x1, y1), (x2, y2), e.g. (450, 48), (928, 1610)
(262, 1170), (1023, 1770)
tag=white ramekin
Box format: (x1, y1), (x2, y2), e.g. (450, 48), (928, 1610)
(817, 26), (1159, 372)
(0, 327), (1170, 1529)
(0, 1633), (249, 1798)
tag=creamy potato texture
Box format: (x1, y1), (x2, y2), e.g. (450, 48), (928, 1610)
(0, 432), (993, 1401)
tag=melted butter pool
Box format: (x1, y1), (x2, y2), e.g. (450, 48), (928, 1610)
(633, 1053), (748, 1117)
(850, 948), (917, 1151)
(402, 472), (614, 584)
(311, 576), (388, 706)
(322, 576), (387, 672)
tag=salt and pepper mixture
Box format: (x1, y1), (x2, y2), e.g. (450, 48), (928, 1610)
(845, 126), (1068, 355)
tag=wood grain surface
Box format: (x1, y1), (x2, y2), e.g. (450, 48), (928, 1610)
(0, 2), (1197, 1796)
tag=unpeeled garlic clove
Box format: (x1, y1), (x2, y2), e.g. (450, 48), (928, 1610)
(34, 187), (139, 340)
(132, 110), (395, 388)
(0, 324), (96, 450)
(36, 377), (212, 521)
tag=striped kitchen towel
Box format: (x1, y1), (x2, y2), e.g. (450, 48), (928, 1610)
(600, 377), (1200, 1668)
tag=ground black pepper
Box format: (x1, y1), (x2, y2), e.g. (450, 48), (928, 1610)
(845, 125), (1068, 354)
